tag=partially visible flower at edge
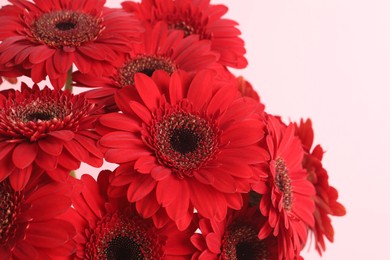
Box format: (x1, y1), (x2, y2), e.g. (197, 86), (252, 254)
(252, 114), (316, 260)
(294, 118), (346, 255)
(122, 0), (248, 69)
(0, 0), (143, 89)
(0, 83), (103, 190)
(0, 168), (76, 259)
(66, 170), (196, 259)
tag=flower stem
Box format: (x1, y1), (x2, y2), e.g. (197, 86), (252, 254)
(65, 66), (73, 92)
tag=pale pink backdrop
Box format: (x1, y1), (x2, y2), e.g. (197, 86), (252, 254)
(1, 0), (389, 259)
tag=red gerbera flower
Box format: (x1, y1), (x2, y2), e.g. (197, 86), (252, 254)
(0, 0), (142, 89)
(191, 204), (280, 260)
(122, 0), (248, 69)
(0, 83), (103, 190)
(73, 21), (220, 111)
(67, 171), (196, 259)
(98, 70), (268, 230)
(294, 118), (346, 255)
(0, 169), (76, 259)
(252, 115), (316, 260)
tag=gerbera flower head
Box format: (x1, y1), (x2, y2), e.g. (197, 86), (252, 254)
(0, 0), (143, 89)
(0, 169), (76, 259)
(73, 21), (220, 111)
(98, 70), (268, 230)
(252, 115), (316, 260)
(294, 118), (346, 255)
(191, 204), (280, 260)
(0, 82), (103, 190)
(68, 171), (196, 259)
(122, 0), (248, 68)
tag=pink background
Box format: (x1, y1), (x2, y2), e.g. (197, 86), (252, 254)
(1, 0), (389, 259)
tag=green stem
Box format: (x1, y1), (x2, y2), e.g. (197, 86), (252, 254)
(65, 66), (73, 92)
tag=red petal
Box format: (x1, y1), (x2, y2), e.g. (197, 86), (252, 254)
(168, 71), (183, 105)
(29, 45), (56, 64)
(127, 175), (156, 202)
(38, 137), (63, 156)
(105, 148), (151, 163)
(134, 73), (161, 110)
(27, 195), (72, 221)
(80, 174), (105, 218)
(26, 220), (73, 248)
(136, 192), (160, 218)
(63, 140), (89, 162)
(8, 165), (32, 191)
(12, 142), (38, 169)
(99, 113), (140, 132)
(134, 155), (156, 173)
(187, 70), (213, 110)
(35, 151), (58, 171)
(129, 101), (152, 124)
(49, 130), (75, 141)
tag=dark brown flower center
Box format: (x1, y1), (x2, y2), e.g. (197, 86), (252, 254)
(31, 10), (102, 48)
(222, 224), (269, 260)
(150, 104), (219, 177)
(116, 55), (177, 87)
(0, 182), (21, 245)
(275, 157), (293, 211)
(105, 236), (143, 260)
(84, 213), (163, 260)
(170, 128), (199, 154)
(0, 89), (91, 142)
(16, 100), (66, 123)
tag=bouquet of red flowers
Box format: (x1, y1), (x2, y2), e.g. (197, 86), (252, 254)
(0, 0), (345, 259)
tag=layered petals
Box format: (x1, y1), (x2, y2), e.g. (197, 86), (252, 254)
(0, 83), (103, 190)
(98, 70), (268, 230)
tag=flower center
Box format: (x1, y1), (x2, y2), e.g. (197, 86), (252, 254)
(116, 55), (177, 87)
(170, 128), (199, 154)
(84, 213), (163, 260)
(170, 21), (196, 37)
(0, 88), (92, 142)
(105, 236), (143, 260)
(0, 182), (21, 245)
(221, 224), (269, 260)
(275, 157), (293, 211)
(168, 20), (210, 39)
(16, 100), (66, 123)
(31, 10), (102, 48)
(149, 103), (219, 177)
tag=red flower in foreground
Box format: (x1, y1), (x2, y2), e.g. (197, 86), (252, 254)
(252, 115), (316, 260)
(67, 171), (196, 259)
(122, 0), (247, 68)
(98, 70), (267, 230)
(74, 21), (220, 111)
(0, 0), (142, 89)
(294, 119), (346, 255)
(0, 83), (102, 190)
(0, 170), (76, 259)
(191, 205), (279, 260)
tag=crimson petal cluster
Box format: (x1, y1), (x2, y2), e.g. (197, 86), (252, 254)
(0, 0), (345, 259)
